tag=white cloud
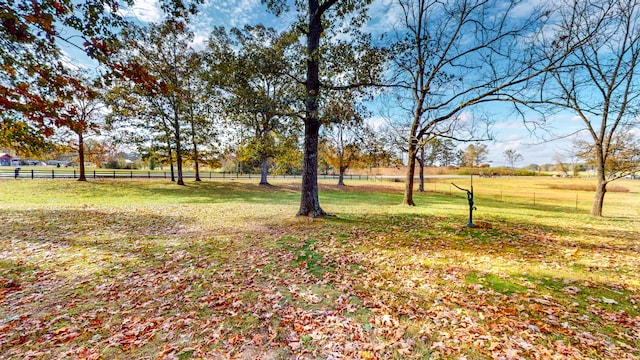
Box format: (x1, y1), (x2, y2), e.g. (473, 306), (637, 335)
(509, 0), (550, 18)
(119, 0), (164, 23)
(364, 0), (406, 34)
(205, 0), (264, 27)
(366, 116), (388, 131)
(190, 32), (209, 51)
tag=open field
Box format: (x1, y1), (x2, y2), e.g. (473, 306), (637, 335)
(1, 177), (639, 359)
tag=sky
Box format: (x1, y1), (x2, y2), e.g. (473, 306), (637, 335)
(63, 0), (586, 167)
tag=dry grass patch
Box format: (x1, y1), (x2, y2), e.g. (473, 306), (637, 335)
(547, 183), (630, 192)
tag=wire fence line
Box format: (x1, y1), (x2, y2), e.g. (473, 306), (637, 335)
(1, 168), (475, 181)
(0, 168), (397, 181)
(5, 168), (632, 212)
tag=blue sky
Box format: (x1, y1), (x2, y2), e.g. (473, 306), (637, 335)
(61, 0), (585, 167)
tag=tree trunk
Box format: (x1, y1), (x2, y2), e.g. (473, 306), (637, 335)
(194, 157), (201, 182)
(192, 130), (201, 182)
(338, 166), (346, 186)
(77, 132), (86, 181)
(403, 143), (417, 206)
(176, 144), (184, 185)
(418, 147), (425, 192)
(298, 119), (325, 216)
(298, 0), (326, 217)
(591, 164), (607, 216)
(166, 138), (175, 182)
(260, 153), (270, 186)
(174, 115), (184, 186)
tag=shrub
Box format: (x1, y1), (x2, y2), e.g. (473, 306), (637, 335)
(103, 160), (140, 170)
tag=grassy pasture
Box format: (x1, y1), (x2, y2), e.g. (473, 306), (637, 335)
(0, 177), (638, 359)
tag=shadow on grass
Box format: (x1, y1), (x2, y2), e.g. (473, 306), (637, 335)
(0, 206), (245, 266)
(2, 181), (638, 358)
(320, 212), (639, 294)
(86, 179), (301, 205)
(313, 213), (640, 355)
(70, 180), (411, 207)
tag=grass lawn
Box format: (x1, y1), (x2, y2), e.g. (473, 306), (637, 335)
(0, 177), (638, 359)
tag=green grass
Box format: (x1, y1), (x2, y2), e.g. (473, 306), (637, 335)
(0, 177), (638, 359)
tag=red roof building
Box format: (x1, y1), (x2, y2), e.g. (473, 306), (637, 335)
(0, 153), (12, 166)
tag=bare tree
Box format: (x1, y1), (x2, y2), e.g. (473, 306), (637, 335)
(386, 0), (560, 206)
(552, 153), (570, 176)
(504, 148), (524, 169)
(535, 0), (640, 216)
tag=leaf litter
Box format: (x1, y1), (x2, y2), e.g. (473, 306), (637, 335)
(0, 181), (639, 359)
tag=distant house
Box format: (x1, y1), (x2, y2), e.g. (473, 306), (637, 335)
(0, 153), (11, 166)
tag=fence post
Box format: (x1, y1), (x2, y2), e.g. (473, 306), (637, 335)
(164, 172), (167, 179)
(93, 170), (96, 179)
(113, 171), (116, 179)
(148, 171), (150, 179)
(31, 170), (34, 179)
(52, 170), (54, 179)
(130, 171), (133, 179)
(209, 171), (212, 179)
(74, 170), (76, 179)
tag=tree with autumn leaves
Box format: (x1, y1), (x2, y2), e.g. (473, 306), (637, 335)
(61, 75), (104, 181)
(0, 0), (124, 154)
(1, 0), (200, 172)
(108, 20), (202, 185)
(4, 0), (640, 218)
(319, 95), (376, 186)
(208, 25), (303, 186)
(263, 0), (386, 216)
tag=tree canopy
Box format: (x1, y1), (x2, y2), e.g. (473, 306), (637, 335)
(3, 0), (640, 217)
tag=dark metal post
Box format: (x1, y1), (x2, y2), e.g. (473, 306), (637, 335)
(452, 175), (477, 227)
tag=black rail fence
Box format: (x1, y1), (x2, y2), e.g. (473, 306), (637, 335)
(1, 168), (386, 181)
